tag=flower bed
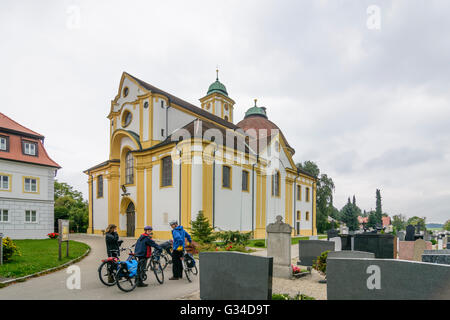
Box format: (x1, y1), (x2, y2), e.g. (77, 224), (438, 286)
(47, 233), (59, 239)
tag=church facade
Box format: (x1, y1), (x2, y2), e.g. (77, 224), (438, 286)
(84, 72), (316, 239)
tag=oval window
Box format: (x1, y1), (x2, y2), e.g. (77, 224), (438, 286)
(122, 111), (132, 127)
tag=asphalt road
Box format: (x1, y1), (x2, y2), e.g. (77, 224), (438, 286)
(0, 234), (199, 300)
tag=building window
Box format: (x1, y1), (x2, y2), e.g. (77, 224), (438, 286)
(0, 175), (10, 191)
(122, 110), (132, 127)
(0, 136), (9, 151)
(125, 152), (134, 185)
(306, 211), (310, 221)
(97, 175), (103, 198)
(123, 87), (129, 97)
(297, 211), (301, 220)
(224, 115), (229, 121)
(161, 156), (172, 187)
(271, 171), (280, 197)
(24, 177), (38, 193)
(242, 170), (249, 192)
(25, 210), (37, 223)
(306, 187), (310, 202)
(297, 185), (301, 201)
(222, 165), (231, 189)
(0, 209), (8, 222)
(23, 141), (37, 156)
(161, 100), (164, 108)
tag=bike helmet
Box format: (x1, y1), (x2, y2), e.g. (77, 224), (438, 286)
(169, 220), (178, 226)
(144, 226), (153, 231)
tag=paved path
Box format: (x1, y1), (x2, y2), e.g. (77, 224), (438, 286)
(0, 234), (199, 300)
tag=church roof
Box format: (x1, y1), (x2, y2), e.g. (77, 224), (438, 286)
(125, 72), (238, 130)
(207, 80), (228, 96)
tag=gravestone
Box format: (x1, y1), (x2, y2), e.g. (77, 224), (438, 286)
(327, 250), (375, 259)
(327, 257), (450, 299)
(422, 249), (450, 265)
(327, 229), (339, 240)
(199, 252), (273, 300)
(329, 237), (342, 251)
(405, 225), (415, 241)
(266, 215), (292, 278)
(412, 239), (428, 262)
(297, 240), (335, 267)
(339, 234), (354, 251)
(397, 231), (406, 241)
(353, 233), (395, 259)
(438, 239), (443, 250)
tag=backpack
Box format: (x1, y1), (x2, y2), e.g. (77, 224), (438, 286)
(117, 260), (138, 277)
(184, 253), (196, 268)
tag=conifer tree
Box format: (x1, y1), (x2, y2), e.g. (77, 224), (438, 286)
(190, 210), (215, 243)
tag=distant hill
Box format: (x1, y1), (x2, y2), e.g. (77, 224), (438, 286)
(426, 223), (443, 229)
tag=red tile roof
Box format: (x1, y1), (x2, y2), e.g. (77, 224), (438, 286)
(0, 112), (43, 138)
(0, 113), (60, 168)
(358, 216), (391, 227)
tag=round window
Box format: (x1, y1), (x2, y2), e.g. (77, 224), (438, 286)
(122, 111), (132, 127)
(123, 87), (129, 97)
(144, 101), (149, 109)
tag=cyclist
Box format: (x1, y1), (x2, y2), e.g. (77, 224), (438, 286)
(134, 226), (161, 287)
(105, 224), (123, 284)
(169, 220), (192, 280)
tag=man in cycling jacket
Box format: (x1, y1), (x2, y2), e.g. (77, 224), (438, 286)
(134, 226), (161, 287)
(169, 220), (192, 280)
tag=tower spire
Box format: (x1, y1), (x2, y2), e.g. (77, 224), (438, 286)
(216, 67), (219, 81)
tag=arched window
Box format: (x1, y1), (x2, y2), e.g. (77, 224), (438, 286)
(271, 171), (280, 197)
(222, 165), (232, 189)
(97, 175), (103, 198)
(224, 115), (229, 122)
(125, 151), (134, 184)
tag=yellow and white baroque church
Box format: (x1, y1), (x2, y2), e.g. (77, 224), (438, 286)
(84, 71), (317, 239)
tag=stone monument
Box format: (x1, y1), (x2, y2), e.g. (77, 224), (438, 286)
(267, 215), (293, 278)
(405, 225), (415, 241)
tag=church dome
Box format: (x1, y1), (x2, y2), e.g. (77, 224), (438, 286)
(237, 100), (295, 155)
(207, 80), (228, 96)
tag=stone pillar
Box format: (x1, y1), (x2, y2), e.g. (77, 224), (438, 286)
(267, 215), (293, 278)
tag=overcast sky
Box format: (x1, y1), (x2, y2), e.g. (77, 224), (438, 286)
(1, 0), (449, 223)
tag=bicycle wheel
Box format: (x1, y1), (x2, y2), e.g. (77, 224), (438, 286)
(160, 254), (169, 270)
(191, 264), (198, 276)
(116, 265), (138, 292)
(98, 261), (117, 286)
(151, 260), (164, 284)
(183, 260), (192, 283)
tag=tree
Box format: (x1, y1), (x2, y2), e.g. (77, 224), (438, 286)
(392, 214), (407, 231)
(375, 189), (383, 225)
(340, 198), (359, 231)
(407, 216), (426, 232)
(190, 211), (215, 243)
(296, 161), (335, 234)
(444, 220), (450, 231)
(54, 181), (89, 233)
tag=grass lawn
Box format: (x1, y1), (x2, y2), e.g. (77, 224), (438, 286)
(0, 239), (90, 279)
(247, 235), (328, 248)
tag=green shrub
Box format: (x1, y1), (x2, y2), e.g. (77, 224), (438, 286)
(2, 237), (21, 262)
(254, 241), (265, 247)
(214, 230), (251, 246)
(431, 239), (437, 245)
(272, 293), (315, 300)
(312, 250), (329, 276)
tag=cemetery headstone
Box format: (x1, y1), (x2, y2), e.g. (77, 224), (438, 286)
(329, 237), (342, 251)
(327, 250), (375, 259)
(199, 252), (273, 300)
(298, 240), (335, 267)
(353, 233), (395, 259)
(397, 231), (405, 241)
(327, 229), (339, 240)
(422, 249), (450, 265)
(266, 215), (292, 278)
(405, 225), (415, 241)
(438, 239), (443, 250)
(413, 239), (428, 262)
(327, 257), (450, 299)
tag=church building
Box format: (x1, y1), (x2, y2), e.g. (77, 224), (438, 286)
(84, 72), (316, 239)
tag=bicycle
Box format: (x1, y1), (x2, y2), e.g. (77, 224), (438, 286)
(158, 240), (173, 270)
(143, 249), (165, 284)
(98, 246), (133, 287)
(115, 246), (139, 292)
(181, 250), (198, 283)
